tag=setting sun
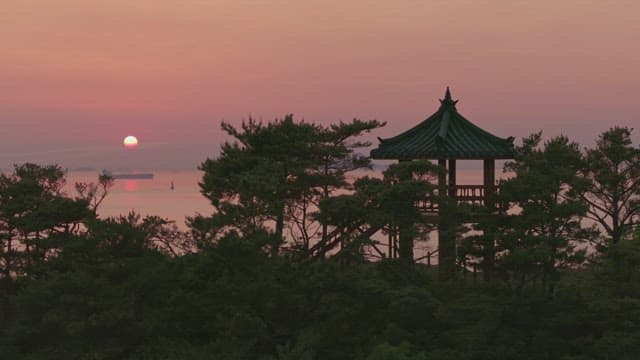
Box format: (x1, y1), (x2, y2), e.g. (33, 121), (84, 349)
(123, 135), (138, 149)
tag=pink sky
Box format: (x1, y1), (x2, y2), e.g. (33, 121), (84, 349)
(2, 0), (639, 170)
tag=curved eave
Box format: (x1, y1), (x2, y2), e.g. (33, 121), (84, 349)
(376, 110), (441, 147)
(370, 149), (515, 160)
(370, 110), (515, 160)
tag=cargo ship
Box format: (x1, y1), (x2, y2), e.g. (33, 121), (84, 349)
(101, 170), (154, 180)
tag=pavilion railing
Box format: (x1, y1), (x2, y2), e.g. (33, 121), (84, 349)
(455, 185), (489, 203)
(414, 184), (500, 213)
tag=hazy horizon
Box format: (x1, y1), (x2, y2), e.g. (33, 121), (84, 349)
(3, 1), (639, 170)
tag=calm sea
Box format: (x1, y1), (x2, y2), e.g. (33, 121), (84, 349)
(62, 167), (521, 264)
(65, 168), (597, 264)
(65, 168), (501, 261)
(67, 170), (211, 227)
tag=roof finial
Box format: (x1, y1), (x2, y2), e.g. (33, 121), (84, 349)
(439, 86), (458, 107)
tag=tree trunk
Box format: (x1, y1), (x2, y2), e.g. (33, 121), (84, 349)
(272, 194), (285, 256)
(438, 212), (457, 281)
(612, 192), (621, 243)
(398, 222), (414, 264)
(483, 237), (494, 283)
(321, 162), (329, 245)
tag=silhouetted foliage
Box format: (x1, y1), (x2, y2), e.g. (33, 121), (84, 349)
(0, 164), (91, 285)
(193, 115), (383, 256)
(2, 124), (640, 359)
(461, 134), (594, 293)
(5, 221), (640, 359)
(320, 160), (439, 263)
(580, 126), (640, 245)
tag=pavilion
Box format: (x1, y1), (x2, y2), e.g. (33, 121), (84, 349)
(370, 87), (515, 278)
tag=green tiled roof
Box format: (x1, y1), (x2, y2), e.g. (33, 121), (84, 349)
(371, 88), (515, 160)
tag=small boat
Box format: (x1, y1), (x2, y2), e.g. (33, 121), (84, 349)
(170, 181), (175, 190)
(101, 170), (154, 180)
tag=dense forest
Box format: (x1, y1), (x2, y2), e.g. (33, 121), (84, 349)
(1, 117), (639, 359)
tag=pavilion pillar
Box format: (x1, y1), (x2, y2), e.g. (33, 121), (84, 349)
(437, 159), (447, 196)
(448, 159), (456, 199)
(482, 158), (496, 283)
(483, 159), (496, 210)
(438, 158), (455, 280)
(397, 159), (414, 263)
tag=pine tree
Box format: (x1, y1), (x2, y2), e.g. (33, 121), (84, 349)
(581, 126), (640, 245)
